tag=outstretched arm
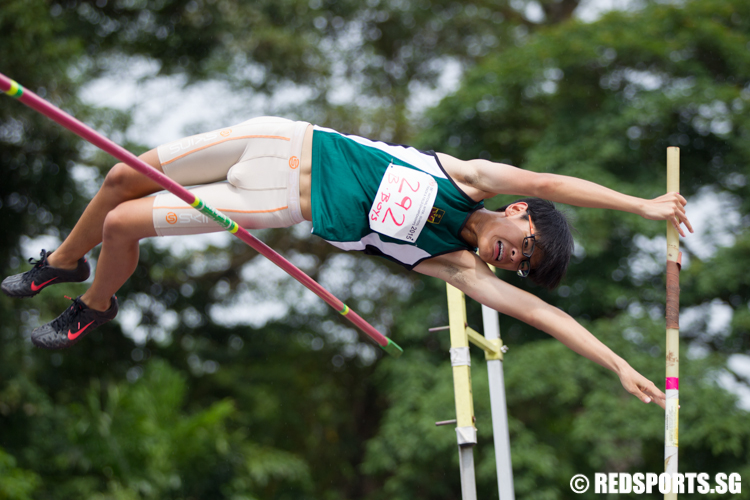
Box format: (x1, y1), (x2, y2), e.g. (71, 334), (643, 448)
(441, 154), (693, 236)
(415, 252), (666, 408)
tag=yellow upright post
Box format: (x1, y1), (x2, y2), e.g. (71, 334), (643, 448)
(664, 147), (680, 499)
(447, 283), (477, 500)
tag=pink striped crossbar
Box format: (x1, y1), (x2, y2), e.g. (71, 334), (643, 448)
(666, 377), (679, 390)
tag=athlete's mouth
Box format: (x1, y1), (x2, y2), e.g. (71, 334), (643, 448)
(494, 241), (504, 263)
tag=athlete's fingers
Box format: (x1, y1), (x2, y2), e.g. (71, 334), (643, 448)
(645, 381), (666, 401)
(650, 394), (666, 410)
(625, 379), (653, 404)
(652, 395), (666, 410)
(680, 211), (694, 233)
(633, 388), (655, 406)
(641, 385), (667, 410)
(665, 191), (686, 204)
(675, 213), (693, 236)
(633, 376), (666, 408)
(673, 215), (686, 237)
(667, 192), (693, 233)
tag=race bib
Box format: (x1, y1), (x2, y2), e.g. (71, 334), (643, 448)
(369, 163), (438, 243)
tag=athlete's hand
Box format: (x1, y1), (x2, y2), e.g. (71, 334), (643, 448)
(618, 365), (666, 409)
(639, 192), (693, 237)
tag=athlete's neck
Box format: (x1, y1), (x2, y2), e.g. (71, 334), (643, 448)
(460, 208), (505, 247)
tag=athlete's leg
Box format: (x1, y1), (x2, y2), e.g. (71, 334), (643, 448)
(78, 197), (157, 311)
(47, 150), (165, 270)
(28, 117), (313, 347)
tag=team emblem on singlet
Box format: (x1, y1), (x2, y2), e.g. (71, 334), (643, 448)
(428, 207), (445, 224)
(368, 163), (438, 243)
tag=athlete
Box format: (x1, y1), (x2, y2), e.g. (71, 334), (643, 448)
(2, 116), (692, 408)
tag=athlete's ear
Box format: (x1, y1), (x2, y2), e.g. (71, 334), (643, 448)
(504, 202), (529, 217)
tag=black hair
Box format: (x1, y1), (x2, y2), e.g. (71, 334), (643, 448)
(496, 198), (574, 290)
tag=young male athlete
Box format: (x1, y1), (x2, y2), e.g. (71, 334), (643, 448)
(2, 116), (692, 408)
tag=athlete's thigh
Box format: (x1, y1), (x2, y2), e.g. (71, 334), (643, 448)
(156, 117), (304, 187)
(157, 125), (248, 186)
(152, 180), (299, 237)
(140, 149), (163, 173)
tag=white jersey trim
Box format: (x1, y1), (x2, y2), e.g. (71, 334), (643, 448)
(313, 126), (447, 180)
(324, 233), (431, 266)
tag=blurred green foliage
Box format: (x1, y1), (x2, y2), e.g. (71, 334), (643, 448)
(1, 0), (749, 498)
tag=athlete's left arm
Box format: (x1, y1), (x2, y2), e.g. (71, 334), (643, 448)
(414, 251), (666, 408)
(452, 156), (693, 237)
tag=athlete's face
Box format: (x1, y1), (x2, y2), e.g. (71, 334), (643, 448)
(475, 203), (542, 274)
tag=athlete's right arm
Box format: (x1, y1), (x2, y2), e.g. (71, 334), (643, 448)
(413, 252), (666, 408)
(437, 153), (692, 237)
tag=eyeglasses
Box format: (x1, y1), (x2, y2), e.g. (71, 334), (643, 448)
(517, 215), (536, 278)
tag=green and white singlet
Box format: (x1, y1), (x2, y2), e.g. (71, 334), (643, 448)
(311, 126), (484, 269)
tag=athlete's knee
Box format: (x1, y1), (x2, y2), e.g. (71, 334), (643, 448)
(103, 199), (155, 242)
(102, 162), (157, 199)
(102, 163), (136, 196)
(102, 206), (134, 242)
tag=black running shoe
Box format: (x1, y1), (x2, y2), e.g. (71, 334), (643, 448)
(31, 295), (118, 350)
(1, 250), (90, 298)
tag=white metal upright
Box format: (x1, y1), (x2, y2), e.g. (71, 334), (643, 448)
(482, 304), (515, 500)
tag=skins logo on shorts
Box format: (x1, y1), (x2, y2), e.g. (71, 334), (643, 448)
(288, 156), (299, 169)
(220, 129), (232, 137)
(428, 207), (445, 224)
(166, 212), (178, 224)
(168, 133), (220, 154)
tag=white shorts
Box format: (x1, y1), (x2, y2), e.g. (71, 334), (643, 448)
(152, 116), (310, 236)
